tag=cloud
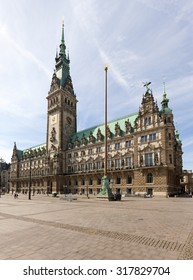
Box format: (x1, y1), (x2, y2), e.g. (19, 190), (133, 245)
(0, 22), (51, 79)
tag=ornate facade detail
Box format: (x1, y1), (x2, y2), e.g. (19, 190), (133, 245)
(50, 127), (56, 143)
(125, 119), (132, 134)
(89, 131), (95, 143)
(115, 122), (121, 136)
(81, 133), (87, 145)
(50, 72), (60, 92)
(107, 126), (112, 139)
(74, 136), (79, 147)
(97, 128), (103, 142)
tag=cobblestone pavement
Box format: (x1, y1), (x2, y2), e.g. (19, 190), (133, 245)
(0, 194), (193, 260)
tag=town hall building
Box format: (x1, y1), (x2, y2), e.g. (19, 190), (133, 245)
(10, 24), (183, 196)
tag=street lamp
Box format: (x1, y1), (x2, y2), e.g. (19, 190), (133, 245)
(28, 149), (32, 200)
(97, 65), (113, 200)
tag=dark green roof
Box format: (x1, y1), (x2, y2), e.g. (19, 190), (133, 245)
(23, 143), (46, 154)
(16, 150), (23, 160)
(71, 112), (138, 144)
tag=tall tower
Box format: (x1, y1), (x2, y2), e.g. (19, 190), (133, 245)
(46, 23), (77, 169)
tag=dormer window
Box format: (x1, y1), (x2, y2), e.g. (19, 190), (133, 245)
(144, 117), (151, 126)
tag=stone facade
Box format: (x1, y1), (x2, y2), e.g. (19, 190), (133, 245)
(10, 26), (183, 196)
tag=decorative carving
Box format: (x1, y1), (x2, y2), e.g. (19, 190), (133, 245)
(50, 127), (56, 143)
(107, 126), (112, 139)
(50, 72), (60, 92)
(51, 144), (57, 151)
(89, 131), (95, 143)
(115, 122), (121, 136)
(134, 118), (138, 129)
(68, 139), (73, 149)
(74, 136), (79, 147)
(81, 133), (87, 145)
(97, 128), (102, 141)
(125, 119), (132, 133)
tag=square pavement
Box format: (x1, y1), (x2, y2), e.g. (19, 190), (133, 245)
(0, 194), (193, 260)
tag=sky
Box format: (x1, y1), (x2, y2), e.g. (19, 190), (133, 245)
(0, 0), (193, 170)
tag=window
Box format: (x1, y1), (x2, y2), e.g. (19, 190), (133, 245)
(81, 164), (84, 171)
(126, 157), (132, 167)
(145, 153), (153, 166)
(115, 159), (120, 168)
(74, 152), (78, 157)
(169, 154), (172, 164)
(74, 165), (77, 172)
(89, 178), (93, 185)
(88, 163), (93, 171)
(96, 147), (102, 153)
(115, 142), (120, 149)
(96, 161), (102, 169)
(147, 173), (153, 183)
(107, 160), (111, 169)
(68, 153), (71, 158)
(81, 178), (85, 185)
(125, 140), (132, 147)
(81, 151), (85, 156)
(127, 175), (132, 184)
(116, 177), (121, 184)
(97, 178), (101, 185)
(149, 133), (156, 141)
(107, 145), (111, 151)
(88, 149), (92, 155)
(141, 135), (148, 143)
(144, 117), (151, 126)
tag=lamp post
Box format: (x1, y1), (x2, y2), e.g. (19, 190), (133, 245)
(97, 65), (113, 200)
(104, 65), (108, 177)
(28, 152), (32, 200)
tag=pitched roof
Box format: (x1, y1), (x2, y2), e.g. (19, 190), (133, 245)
(71, 112), (138, 145)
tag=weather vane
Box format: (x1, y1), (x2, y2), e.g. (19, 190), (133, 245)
(143, 81), (151, 91)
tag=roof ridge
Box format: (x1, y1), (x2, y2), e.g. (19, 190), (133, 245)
(75, 112), (138, 136)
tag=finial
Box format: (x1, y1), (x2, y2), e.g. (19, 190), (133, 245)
(143, 81), (151, 92)
(61, 19), (65, 43)
(104, 64), (108, 71)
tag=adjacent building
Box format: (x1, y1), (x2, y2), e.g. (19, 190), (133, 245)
(0, 158), (10, 193)
(10, 24), (183, 196)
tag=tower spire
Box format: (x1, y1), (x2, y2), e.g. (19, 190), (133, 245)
(61, 20), (64, 44)
(59, 20), (66, 57)
(54, 21), (71, 88)
(160, 81), (172, 114)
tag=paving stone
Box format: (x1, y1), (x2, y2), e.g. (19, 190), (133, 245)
(0, 194), (193, 259)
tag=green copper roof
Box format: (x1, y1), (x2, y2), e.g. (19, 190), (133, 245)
(16, 150), (23, 160)
(54, 22), (70, 88)
(160, 92), (172, 114)
(23, 143), (46, 154)
(70, 112), (138, 145)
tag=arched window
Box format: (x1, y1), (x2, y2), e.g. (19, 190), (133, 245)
(127, 175), (132, 184)
(116, 177), (121, 184)
(147, 173), (153, 183)
(169, 154), (172, 164)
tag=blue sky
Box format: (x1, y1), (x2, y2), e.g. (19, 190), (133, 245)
(0, 0), (193, 170)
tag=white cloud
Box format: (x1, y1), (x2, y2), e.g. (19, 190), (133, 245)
(0, 22), (51, 78)
(0, 0), (193, 170)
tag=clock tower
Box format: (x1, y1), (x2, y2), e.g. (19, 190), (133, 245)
(46, 23), (77, 173)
